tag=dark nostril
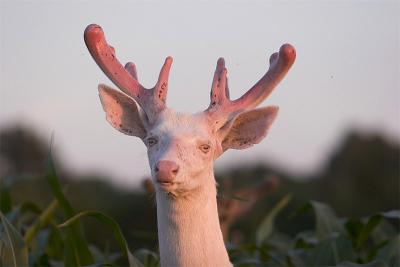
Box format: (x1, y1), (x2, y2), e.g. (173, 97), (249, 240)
(155, 160), (179, 182)
(172, 167), (179, 175)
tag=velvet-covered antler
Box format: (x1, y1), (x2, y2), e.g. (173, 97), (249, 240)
(205, 44), (296, 126)
(84, 24), (172, 122)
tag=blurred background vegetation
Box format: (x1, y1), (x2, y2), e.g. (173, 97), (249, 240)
(1, 124), (398, 254)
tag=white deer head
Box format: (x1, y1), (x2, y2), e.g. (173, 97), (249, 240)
(84, 24), (295, 266)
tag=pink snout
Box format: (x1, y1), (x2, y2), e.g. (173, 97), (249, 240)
(155, 160), (179, 183)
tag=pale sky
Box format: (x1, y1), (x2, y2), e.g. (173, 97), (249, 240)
(1, 1), (399, 188)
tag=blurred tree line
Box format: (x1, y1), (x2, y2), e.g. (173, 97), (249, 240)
(0, 124), (399, 251)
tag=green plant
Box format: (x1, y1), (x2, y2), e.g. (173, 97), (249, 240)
(0, 154), (145, 267)
(227, 200), (399, 267)
(0, 155), (399, 266)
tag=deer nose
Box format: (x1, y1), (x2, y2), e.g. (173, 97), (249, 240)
(155, 160), (179, 183)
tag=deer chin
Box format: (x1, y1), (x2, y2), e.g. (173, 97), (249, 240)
(155, 180), (200, 199)
(156, 182), (183, 197)
(157, 181), (175, 191)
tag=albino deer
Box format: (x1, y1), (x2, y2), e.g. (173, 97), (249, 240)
(84, 24), (295, 267)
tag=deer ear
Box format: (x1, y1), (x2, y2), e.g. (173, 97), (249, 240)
(98, 84), (148, 139)
(219, 106), (279, 151)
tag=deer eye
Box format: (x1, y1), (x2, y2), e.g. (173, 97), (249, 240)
(146, 137), (158, 147)
(199, 144), (211, 153)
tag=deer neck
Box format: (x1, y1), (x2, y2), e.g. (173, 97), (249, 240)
(155, 169), (231, 267)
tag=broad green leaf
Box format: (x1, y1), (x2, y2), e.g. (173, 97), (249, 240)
(306, 234), (355, 267)
(256, 194), (291, 245)
(0, 211), (29, 267)
(45, 154), (93, 265)
(368, 240), (390, 263)
(356, 214), (383, 249)
(370, 220), (397, 244)
(303, 201), (344, 242)
(59, 210), (144, 267)
(345, 218), (364, 245)
(347, 211), (399, 253)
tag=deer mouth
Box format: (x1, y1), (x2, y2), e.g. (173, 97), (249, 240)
(157, 181), (175, 190)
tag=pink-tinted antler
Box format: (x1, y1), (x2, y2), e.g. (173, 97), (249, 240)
(206, 44), (296, 124)
(84, 24), (172, 122)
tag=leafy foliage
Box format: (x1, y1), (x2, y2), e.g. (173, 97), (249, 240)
(0, 156), (398, 267)
(0, 158), (400, 267)
(227, 200), (399, 267)
(0, 211), (29, 267)
(59, 211), (145, 267)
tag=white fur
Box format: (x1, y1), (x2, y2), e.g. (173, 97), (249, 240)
(145, 109), (232, 266)
(99, 87), (278, 267)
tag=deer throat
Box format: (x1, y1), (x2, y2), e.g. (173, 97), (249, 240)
(155, 173), (231, 267)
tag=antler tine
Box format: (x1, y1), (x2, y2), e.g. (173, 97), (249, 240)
(84, 24), (143, 99)
(155, 57), (173, 105)
(206, 44), (296, 122)
(233, 44), (296, 110)
(209, 58), (229, 109)
(84, 24), (171, 122)
(125, 62), (138, 80)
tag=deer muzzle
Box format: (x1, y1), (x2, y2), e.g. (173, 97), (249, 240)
(155, 160), (179, 184)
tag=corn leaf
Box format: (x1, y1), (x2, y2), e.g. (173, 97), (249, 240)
(0, 211), (29, 267)
(45, 154), (93, 265)
(306, 234), (355, 266)
(24, 198), (58, 244)
(303, 201), (344, 241)
(256, 194), (292, 245)
(59, 210), (144, 267)
(356, 214), (383, 249)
